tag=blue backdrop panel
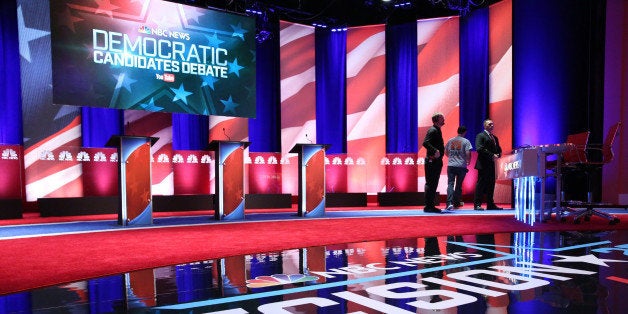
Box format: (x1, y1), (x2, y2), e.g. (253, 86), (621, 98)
(81, 107), (123, 147)
(0, 0), (23, 144)
(460, 7), (489, 145)
(386, 22), (418, 153)
(513, 0), (602, 147)
(172, 113), (209, 150)
(315, 28), (347, 154)
(249, 17), (281, 153)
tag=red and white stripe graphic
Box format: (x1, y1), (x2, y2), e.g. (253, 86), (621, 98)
(417, 17), (460, 130)
(279, 21), (316, 195)
(24, 117), (83, 201)
(417, 17), (461, 192)
(489, 0), (513, 153)
(346, 24), (387, 193)
(489, 0), (513, 203)
(279, 21), (317, 153)
(209, 116), (249, 143)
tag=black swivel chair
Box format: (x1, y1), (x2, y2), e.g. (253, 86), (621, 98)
(562, 122), (622, 225)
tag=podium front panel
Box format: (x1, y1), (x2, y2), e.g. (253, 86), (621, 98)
(120, 138), (153, 225)
(299, 145), (326, 217)
(213, 141), (246, 220)
(108, 136), (157, 226)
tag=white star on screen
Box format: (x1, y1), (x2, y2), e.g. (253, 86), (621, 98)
(17, 6), (50, 62)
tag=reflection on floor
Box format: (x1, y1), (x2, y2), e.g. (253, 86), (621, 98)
(1, 230), (626, 313)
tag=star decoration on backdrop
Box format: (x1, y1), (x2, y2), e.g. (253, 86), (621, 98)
(228, 58), (244, 77)
(113, 73), (136, 93)
(206, 33), (225, 47)
(170, 84), (193, 104)
(202, 75), (219, 90)
(551, 254), (628, 267)
(17, 6), (50, 62)
(94, 0), (120, 18)
(230, 23), (247, 40)
(139, 98), (163, 111)
(221, 96), (239, 114)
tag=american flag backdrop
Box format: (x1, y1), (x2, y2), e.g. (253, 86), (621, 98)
(417, 17), (461, 194)
(279, 21), (316, 195)
(18, 0), (86, 201)
(346, 24), (387, 193)
(16, 1), (512, 203)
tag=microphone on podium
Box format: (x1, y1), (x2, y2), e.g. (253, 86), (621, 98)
(223, 127), (231, 141)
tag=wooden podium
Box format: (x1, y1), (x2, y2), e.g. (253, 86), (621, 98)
(208, 140), (250, 220)
(106, 136), (158, 226)
(289, 143), (329, 217)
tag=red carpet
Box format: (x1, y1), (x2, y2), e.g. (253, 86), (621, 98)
(0, 213), (626, 295)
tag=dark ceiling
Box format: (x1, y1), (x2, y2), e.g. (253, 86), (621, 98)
(179, 0), (499, 27)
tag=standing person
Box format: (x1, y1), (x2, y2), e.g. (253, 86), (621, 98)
(444, 126), (472, 211)
(473, 119), (502, 210)
(422, 112), (445, 213)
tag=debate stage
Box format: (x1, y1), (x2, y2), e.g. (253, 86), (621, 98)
(0, 205), (626, 313)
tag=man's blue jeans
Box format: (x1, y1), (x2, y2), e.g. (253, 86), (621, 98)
(447, 166), (468, 206)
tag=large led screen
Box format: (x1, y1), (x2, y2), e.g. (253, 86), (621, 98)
(50, 0), (256, 118)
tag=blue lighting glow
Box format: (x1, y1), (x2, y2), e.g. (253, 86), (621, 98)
(514, 176), (536, 225)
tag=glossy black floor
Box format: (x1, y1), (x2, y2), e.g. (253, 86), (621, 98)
(1, 230), (626, 313)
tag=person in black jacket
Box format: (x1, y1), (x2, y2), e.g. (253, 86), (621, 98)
(473, 119), (503, 210)
(422, 112), (445, 213)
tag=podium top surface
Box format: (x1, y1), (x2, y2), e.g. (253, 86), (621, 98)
(207, 140), (251, 150)
(289, 143), (331, 154)
(105, 135), (159, 147)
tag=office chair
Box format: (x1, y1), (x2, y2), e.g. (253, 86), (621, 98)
(562, 131), (590, 166)
(545, 131), (590, 220)
(562, 122), (622, 225)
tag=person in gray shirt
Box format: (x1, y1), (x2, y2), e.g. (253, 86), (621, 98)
(444, 126), (472, 211)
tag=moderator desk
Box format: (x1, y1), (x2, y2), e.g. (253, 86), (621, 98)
(497, 143), (573, 224)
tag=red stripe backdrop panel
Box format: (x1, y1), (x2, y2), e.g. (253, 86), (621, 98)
(346, 24), (386, 194)
(280, 21), (316, 196)
(489, 0), (513, 204)
(417, 17), (460, 193)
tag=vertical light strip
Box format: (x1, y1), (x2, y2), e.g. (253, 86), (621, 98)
(514, 176), (536, 225)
